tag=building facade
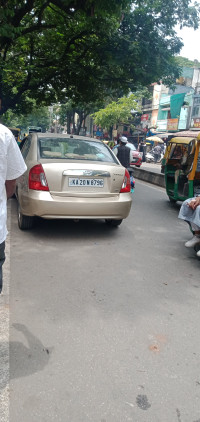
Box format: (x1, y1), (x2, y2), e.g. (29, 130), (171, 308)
(140, 66), (200, 134)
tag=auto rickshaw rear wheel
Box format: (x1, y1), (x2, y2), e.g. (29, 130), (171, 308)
(169, 197), (177, 203)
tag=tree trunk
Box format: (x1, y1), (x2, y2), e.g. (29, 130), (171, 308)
(77, 111), (84, 135)
(72, 112), (76, 134)
(67, 111), (72, 134)
(109, 125), (113, 140)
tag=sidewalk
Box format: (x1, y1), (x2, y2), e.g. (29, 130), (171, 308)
(132, 162), (165, 188)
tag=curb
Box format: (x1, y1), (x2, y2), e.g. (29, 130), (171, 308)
(133, 168), (165, 188)
(0, 203), (10, 422)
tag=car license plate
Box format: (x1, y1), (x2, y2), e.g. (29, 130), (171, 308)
(69, 178), (104, 187)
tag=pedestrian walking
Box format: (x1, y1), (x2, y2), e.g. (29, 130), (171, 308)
(0, 123), (27, 294)
(152, 144), (162, 163)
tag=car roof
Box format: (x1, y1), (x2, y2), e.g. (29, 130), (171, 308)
(34, 133), (103, 144)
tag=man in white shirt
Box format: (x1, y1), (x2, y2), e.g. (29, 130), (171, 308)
(0, 124), (27, 294)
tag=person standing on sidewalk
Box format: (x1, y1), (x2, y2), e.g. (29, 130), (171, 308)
(139, 140), (147, 162)
(0, 123), (27, 294)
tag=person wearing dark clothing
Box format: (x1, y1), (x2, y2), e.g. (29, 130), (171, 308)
(114, 137), (134, 192)
(139, 141), (147, 162)
(113, 137), (132, 167)
(117, 138), (131, 168)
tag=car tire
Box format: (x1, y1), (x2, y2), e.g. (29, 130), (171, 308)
(105, 219), (123, 227)
(18, 206), (34, 230)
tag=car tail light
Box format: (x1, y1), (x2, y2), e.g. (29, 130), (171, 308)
(120, 169), (131, 193)
(29, 164), (49, 191)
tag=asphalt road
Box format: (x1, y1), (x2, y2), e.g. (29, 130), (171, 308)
(5, 181), (200, 421)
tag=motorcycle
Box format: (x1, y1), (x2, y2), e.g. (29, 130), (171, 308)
(146, 150), (163, 163)
(146, 151), (155, 163)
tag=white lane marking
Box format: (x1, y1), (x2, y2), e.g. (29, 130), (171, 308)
(0, 203), (10, 422)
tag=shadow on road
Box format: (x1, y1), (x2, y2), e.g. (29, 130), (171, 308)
(0, 324), (52, 391)
(11, 197), (125, 242)
(10, 323), (52, 380)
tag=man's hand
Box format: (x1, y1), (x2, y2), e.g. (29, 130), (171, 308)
(5, 179), (16, 199)
(188, 196), (200, 210)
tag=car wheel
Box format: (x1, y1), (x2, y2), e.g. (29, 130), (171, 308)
(105, 219), (123, 227)
(18, 206), (34, 230)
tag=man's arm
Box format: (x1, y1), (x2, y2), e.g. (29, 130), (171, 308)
(5, 179), (16, 199)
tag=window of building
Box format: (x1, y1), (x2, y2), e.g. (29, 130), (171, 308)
(194, 97), (200, 106)
(192, 106), (200, 117)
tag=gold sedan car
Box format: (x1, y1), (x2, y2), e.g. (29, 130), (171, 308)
(16, 133), (132, 229)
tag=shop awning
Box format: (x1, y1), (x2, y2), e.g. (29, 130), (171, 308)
(173, 130), (200, 137)
(170, 93), (185, 119)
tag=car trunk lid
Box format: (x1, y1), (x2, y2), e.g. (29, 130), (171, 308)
(40, 161), (125, 197)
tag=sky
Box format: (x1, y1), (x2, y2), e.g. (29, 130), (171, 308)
(176, 26), (200, 61)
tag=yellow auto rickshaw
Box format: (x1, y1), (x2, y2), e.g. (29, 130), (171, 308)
(162, 133), (200, 202)
(8, 127), (22, 145)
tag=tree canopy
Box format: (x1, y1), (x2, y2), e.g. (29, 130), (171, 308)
(0, 0), (199, 116)
(92, 93), (142, 131)
(175, 56), (200, 68)
(1, 101), (50, 132)
(58, 99), (104, 133)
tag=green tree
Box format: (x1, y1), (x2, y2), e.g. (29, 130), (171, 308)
(92, 93), (143, 138)
(0, 0), (199, 116)
(175, 56), (200, 68)
(55, 99), (104, 134)
(0, 0), (131, 115)
(2, 103), (50, 132)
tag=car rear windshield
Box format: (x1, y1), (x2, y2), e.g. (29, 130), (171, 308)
(39, 138), (117, 163)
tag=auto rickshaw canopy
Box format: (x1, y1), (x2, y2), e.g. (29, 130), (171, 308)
(168, 137), (195, 145)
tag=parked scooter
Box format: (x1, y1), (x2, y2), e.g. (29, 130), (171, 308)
(146, 149), (163, 163)
(146, 150), (155, 163)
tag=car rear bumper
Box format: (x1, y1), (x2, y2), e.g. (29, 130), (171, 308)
(18, 190), (132, 219)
